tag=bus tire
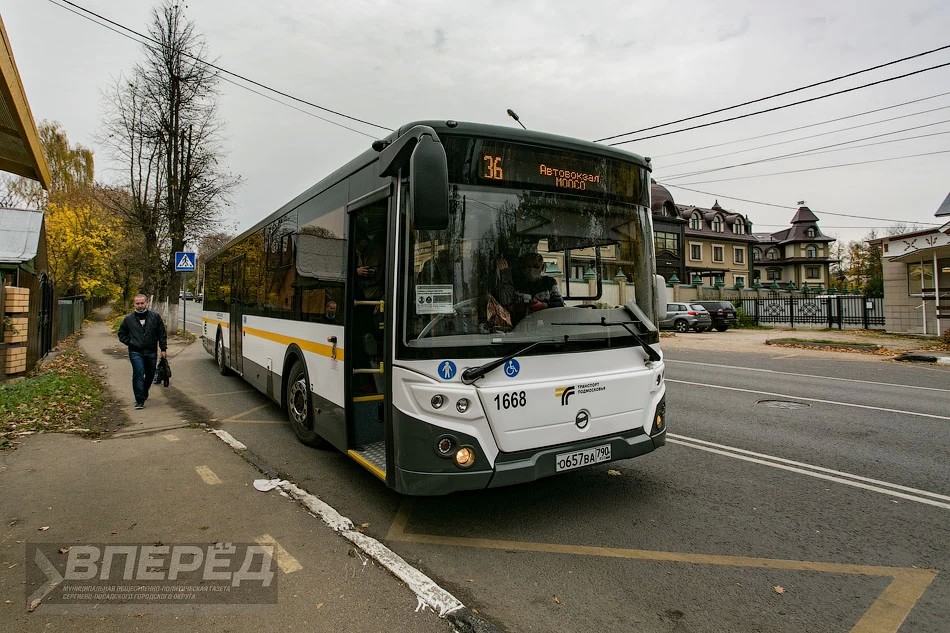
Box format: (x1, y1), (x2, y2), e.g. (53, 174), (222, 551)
(215, 332), (231, 376)
(286, 360), (329, 448)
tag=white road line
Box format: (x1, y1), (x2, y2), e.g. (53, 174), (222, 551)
(161, 434), (179, 442)
(665, 359), (950, 393)
(195, 465), (222, 485)
(255, 534), (302, 574)
(668, 436), (950, 509)
(666, 379), (950, 420)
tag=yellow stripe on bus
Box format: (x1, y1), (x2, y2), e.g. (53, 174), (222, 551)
(242, 326), (345, 361)
(203, 317), (228, 328)
(347, 450), (386, 481)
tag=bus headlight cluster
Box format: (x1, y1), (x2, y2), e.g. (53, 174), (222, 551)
(430, 393), (471, 414)
(434, 435), (477, 468)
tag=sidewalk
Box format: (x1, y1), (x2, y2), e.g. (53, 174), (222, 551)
(0, 313), (463, 633)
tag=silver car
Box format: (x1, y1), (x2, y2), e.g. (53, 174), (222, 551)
(659, 302), (713, 333)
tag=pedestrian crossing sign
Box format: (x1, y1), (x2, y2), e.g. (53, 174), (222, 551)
(174, 252), (196, 271)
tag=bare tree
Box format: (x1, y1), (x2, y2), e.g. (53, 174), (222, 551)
(100, 1), (240, 310)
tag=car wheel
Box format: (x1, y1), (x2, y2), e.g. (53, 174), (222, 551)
(286, 360), (329, 448)
(674, 319), (690, 333)
(216, 333), (231, 376)
(715, 325), (728, 332)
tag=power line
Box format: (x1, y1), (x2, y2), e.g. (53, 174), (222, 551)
(662, 119), (950, 180)
(606, 62), (950, 147)
(672, 150), (950, 185)
(653, 92), (950, 159)
(51, 0), (393, 134)
(658, 182), (942, 225)
(595, 43), (950, 143)
(659, 103), (950, 168)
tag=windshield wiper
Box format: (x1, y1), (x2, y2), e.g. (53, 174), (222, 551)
(460, 338), (565, 384)
(550, 317), (661, 363)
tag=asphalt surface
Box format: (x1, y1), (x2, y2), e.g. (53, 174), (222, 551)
(0, 312), (470, 633)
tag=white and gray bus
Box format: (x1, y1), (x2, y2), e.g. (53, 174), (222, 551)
(201, 120), (667, 495)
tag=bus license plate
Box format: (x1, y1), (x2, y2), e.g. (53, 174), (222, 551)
(555, 444), (611, 472)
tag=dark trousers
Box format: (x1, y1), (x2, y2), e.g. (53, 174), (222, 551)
(129, 349), (157, 404)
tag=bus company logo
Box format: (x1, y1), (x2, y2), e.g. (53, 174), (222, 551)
(555, 386), (576, 406)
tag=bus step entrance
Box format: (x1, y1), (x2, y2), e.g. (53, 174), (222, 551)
(349, 441), (386, 479)
(353, 395), (384, 448)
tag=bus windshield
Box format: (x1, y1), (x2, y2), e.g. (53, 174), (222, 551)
(404, 185), (656, 354)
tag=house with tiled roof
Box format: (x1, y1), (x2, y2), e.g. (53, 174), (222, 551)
(675, 200), (757, 287)
(751, 206), (836, 289)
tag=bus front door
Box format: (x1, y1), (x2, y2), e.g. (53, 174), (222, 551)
(229, 256), (245, 375)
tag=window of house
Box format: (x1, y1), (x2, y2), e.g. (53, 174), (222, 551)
(806, 245), (818, 258)
(805, 265), (820, 279)
(732, 218), (745, 234)
(767, 248), (780, 260)
(752, 247), (761, 261)
(712, 216), (724, 233)
(690, 243), (702, 261)
(734, 247), (745, 264)
(689, 212), (702, 230)
(734, 275), (746, 286)
(767, 268), (782, 280)
(712, 245), (724, 263)
(806, 227), (816, 237)
(654, 231), (680, 254)
(907, 262), (934, 295)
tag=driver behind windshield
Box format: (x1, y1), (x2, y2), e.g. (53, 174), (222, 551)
(497, 252), (564, 323)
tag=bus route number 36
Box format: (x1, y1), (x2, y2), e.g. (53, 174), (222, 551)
(494, 391), (527, 410)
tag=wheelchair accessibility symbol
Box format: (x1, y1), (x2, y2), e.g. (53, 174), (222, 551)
(504, 359), (520, 377)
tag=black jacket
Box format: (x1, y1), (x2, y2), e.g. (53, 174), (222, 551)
(118, 310), (168, 354)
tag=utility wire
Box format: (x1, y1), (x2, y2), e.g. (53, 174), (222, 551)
(660, 103), (950, 168)
(596, 43), (950, 142)
(52, 0), (393, 134)
(662, 119), (950, 180)
(671, 150), (950, 186)
(658, 182), (942, 225)
(606, 62), (950, 147)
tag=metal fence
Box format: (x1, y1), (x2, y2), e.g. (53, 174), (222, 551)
(57, 296), (87, 340)
(735, 295), (885, 329)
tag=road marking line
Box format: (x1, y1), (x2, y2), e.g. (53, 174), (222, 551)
(255, 534), (302, 574)
(666, 379), (950, 420)
(223, 403), (273, 421)
(204, 389), (257, 397)
(668, 438), (950, 509)
(161, 434), (179, 442)
(668, 434), (950, 502)
(194, 465), (222, 485)
(772, 353), (800, 358)
(388, 502), (938, 633)
(666, 359), (950, 392)
(217, 419), (282, 425)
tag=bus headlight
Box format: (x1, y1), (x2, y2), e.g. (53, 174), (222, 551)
(455, 398), (470, 413)
(455, 446), (476, 468)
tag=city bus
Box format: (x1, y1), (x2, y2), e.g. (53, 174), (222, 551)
(201, 120), (667, 495)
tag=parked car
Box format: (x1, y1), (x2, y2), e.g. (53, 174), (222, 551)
(659, 302), (712, 333)
(180, 291), (194, 301)
(694, 300), (738, 331)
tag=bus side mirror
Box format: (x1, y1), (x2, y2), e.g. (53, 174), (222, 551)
(410, 135), (449, 230)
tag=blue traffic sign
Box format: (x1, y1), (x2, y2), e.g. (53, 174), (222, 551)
(174, 252), (196, 272)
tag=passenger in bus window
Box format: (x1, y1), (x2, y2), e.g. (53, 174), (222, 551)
(320, 300), (338, 324)
(356, 233), (384, 300)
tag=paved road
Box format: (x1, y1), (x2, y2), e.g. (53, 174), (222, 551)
(165, 325), (948, 633)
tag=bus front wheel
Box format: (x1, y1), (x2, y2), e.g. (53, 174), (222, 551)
(286, 360), (328, 448)
(216, 333), (231, 376)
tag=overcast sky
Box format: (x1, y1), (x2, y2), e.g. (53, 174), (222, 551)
(5, 0), (950, 246)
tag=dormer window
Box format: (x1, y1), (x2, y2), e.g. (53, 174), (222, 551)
(712, 216), (724, 233)
(732, 218), (745, 235)
(766, 247), (780, 260)
(805, 227), (816, 238)
(689, 212), (702, 230)
(752, 247), (761, 261)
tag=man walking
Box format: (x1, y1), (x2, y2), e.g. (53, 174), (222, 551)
(117, 294), (168, 409)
